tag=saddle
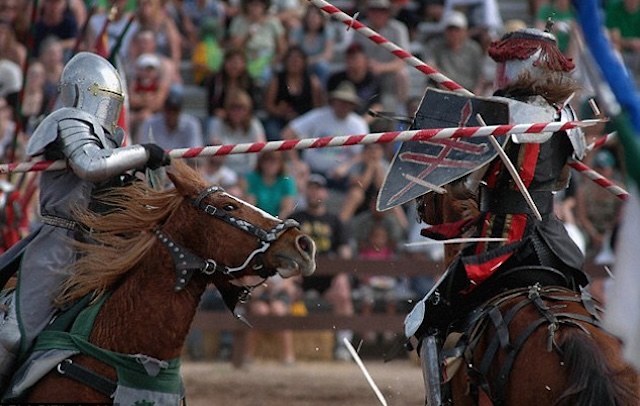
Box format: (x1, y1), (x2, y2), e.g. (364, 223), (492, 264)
(3, 293), (184, 404)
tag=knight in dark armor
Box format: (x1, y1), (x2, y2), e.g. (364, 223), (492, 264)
(387, 28), (590, 405)
(0, 52), (171, 386)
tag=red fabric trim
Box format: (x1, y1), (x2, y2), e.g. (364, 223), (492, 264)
(420, 217), (477, 240)
(519, 143), (540, 187)
(464, 251), (514, 290)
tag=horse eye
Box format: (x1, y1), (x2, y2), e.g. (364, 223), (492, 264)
(223, 203), (238, 211)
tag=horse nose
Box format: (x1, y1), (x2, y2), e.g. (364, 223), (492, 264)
(296, 235), (316, 257)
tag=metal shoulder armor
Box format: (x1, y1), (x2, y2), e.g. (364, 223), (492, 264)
(559, 104), (587, 159)
(26, 108), (110, 157)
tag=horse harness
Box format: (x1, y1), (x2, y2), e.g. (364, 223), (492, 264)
(156, 185), (300, 293)
(455, 284), (603, 406)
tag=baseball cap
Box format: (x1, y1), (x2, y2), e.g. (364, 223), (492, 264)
(367, 0), (390, 9)
(346, 42), (364, 56)
(164, 85), (184, 110)
(136, 53), (161, 70)
(308, 174), (327, 187)
(443, 11), (468, 29)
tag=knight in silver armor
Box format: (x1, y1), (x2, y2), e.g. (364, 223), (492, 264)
(0, 52), (170, 385)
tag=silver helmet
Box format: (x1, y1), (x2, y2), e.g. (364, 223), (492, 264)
(58, 52), (125, 134)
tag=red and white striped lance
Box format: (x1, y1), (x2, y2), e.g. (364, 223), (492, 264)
(307, 0), (470, 95)
(568, 160), (629, 200)
(0, 120), (602, 174)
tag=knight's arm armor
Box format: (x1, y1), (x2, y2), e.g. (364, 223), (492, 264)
(27, 108), (152, 183)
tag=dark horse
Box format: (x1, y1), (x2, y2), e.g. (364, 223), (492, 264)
(8, 160), (316, 403)
(418, 192), (639, 406)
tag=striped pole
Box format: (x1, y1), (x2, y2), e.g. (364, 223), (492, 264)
(569, 160), (629, 200)
(0, 120), (602, 174)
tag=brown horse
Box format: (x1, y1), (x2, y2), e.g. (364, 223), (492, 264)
(10, 160), (316, 403)
(417, 191), (639, 406)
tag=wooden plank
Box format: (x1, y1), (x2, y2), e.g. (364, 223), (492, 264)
(192, 312), (405, 333)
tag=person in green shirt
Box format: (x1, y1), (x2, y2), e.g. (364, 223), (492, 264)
(605, 0), (640, 82)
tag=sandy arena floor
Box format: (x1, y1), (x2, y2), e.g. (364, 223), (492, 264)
(182, 359), (425, 406)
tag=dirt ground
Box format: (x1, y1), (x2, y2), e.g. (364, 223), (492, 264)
(182, 359), (425, 406)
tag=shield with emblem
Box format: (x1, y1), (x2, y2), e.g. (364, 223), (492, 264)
(376, 88), (510, 211)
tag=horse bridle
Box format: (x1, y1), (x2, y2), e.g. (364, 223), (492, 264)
(156, 185), (300, 292)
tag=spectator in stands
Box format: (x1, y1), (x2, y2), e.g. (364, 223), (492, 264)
(197, 153), (239, 188)
(281, 81), (367, 194)
(289, 6), (335, 87)
(339, 142), (389, 223)
(0, 19), (25, 68)
(183, 0), (226, 33)
(228, 0), (287, 87)
(129, 53), (172, 136)
(132, 0), (183, 69)
(289, 174), (355, 361)
(86, 0), (136, 62)
(327, 42), (383, 124)
(356, 222), (399, 343)
(38, 37), (65, 110)
(204, 48), (259, 118)
(207, 89), (266, 177)
(127, 29), (181, 85)
(352, 0), (410, 114)
(190, 17), (225, 85)
(246, 151), (297, 219)
(576, 149), (624, 262)
(165, 0), (199, 58)
(33, 0), (80, 60)
(535, 0), (575, 56)
(21, 62), (51, 135)
(606, 0), (640, 83)
(138, 85), (204, 148)
(262, 45), (325, 141)
(425, 10), (487, 95)
(270, 0), (304, 31)
(243, 274), (299, 366)
(243, 150), (298, 365)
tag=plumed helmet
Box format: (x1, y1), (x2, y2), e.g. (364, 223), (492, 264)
(488, 28), (575, 90)
(58, 52), (125, 134)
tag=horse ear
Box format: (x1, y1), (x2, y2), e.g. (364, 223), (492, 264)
(166, 161), (201, 196)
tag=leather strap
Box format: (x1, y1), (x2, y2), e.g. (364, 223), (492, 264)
(40, 215), (77, 231)
(56, 359), (116, 397)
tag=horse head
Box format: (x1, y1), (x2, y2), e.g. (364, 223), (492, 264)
(156, 162), (316, 308)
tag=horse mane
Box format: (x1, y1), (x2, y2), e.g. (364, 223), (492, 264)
(56, 161), (205, 306)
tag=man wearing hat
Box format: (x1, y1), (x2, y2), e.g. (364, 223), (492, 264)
(282, 81), (368, 192)
(327, 42), (383, 123)
(352, 0), (410, 114)
(426, 10), (488, 94)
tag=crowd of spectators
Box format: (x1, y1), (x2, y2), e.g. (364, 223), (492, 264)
(0, 0), (635, 363)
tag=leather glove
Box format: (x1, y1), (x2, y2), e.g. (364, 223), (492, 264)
(142, 143), (171, 169)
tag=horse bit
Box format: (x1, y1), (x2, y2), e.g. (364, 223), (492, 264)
(155, 185), (300, 296)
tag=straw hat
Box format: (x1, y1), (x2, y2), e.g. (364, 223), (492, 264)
(329, 81), (361, 106)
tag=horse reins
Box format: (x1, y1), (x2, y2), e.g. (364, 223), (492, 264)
(157, 185), (300, 292)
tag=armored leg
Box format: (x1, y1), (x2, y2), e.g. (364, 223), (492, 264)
(420, 335), (443, 406)
(0, 291), (20, 390)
